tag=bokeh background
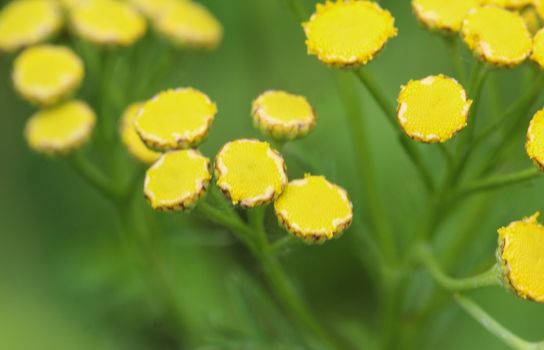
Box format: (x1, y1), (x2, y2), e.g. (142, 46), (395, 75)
(0, 0), (543, 349)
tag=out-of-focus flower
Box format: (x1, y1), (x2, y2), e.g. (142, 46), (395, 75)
(134, 88), (217, 151)
(461, 6), (532, 66)
(129, 0), (181, 21)
(155, 0), (223, 50)
(120, 103), (161, 164)
(520, 6), (541, 34)
(532, 28), (544, 69)
(412, 0), (481, 32)
(25, 100), (96, 155)
(274, 175), (352, 243)
(303, 0), (397, 67)
(252, 90), (316, 140)
(70, 0), (147, 46)
(497, 213), (544, 303)
(397, 75), (472, 143)
(0, 0), (63, 53)
(215, 139), (287, 208)
(484, 0), (532, 9)
(144, 149), (211, 211)
(526, 108), (544, 170)
(13, 45), (84, 106)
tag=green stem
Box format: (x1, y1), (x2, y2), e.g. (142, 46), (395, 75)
(285, 0), (307, 22)
(269, 234), (298, 254)
(444, 36), (466, 83)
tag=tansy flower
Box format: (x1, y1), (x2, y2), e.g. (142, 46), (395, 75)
(531, 28), (544, 68)
(526, 108), (544, 170)
(461, 6), (532, 67)
(155, 0), (223, 50)
(120, 103), (161, 164)
(534, 0), (544, 20)
(144, 150), (211, 211)
(252, 90), (316, 140)
(215, 139), (287, 208)
(497, 213), (544, 302)
(70, 0), (147, 47)
(25, 100), (96, 155)
(303, 0), (397, 67)
(13, 45), (84, 106)
(397, 75), (472, 143)
(134, 88), (217, 151)
(520, 6), (541, 34)
(0, 0), (63, 53)
(412, 0), (481, 32)
(274, 175), (352, 243)
(484, 0), (532, 9)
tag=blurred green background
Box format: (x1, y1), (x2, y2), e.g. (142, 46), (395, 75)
(1, 0), (543, 349)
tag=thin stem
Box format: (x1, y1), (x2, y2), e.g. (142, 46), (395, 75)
(444, 36), (466, 83)
(269, 234), (298, 254)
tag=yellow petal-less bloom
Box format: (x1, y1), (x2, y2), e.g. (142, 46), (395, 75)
(70, 0), (147, 46)
(144, 150), (211, 211)
(155, 1), (223, 49)
(120, 103), (161, 164)
(215, 139), (287, 208)
(13, 45), (84, 106)
(303, 0), (397, 67)
(135, 88), (217, 151)
(520, 6), (541, 34)
(412, 0), (481, 32)
(497, 213), (544, 302)
(0, 0), (62, 53)
(274, 175), (353, 243)
(484, 0), (532, 9)
(531, 28), (544, 68)
(397, 75), (472, 143)
(526, 109), (544, 170)
(461, 6), (532, 66)
(252, 90), (316, 140)
(25, 100), (96, 155)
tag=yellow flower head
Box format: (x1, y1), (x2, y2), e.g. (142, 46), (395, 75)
(461, 6), (532, 66)
(412, 0), (481, 32)
(484, 0), (532, 9)
(155, 0), (223, 50)
(120, 103), (161, 164)
(70, 0), (147, 46)
(134, 88), (217, 151)
(521, 6), (541, 34)
(497, 213), (544, 302)
(303, 0), (397, 67)
(535, 0), (544, 20)
(274, 175), (353, 243)
(526, 109), (544, 170)
(397, 75), (472, 143)
(13, 45), (84, 106)
(25, 100), (96, 155)
(532, 28), (544, 68)
(0, 0), (62, 53)
(215, 139), (287, 208)
(144, 150), (211, 211)
(252, 90), (316, 140)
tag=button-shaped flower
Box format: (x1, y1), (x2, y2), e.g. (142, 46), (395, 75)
(25, 100), (96, 155)
(274, 175), (352, 243)
(303, 0), (397, 67)
(531, 28), (544, 69)
(526, 109), (544, 170)
(13, 45), (84, 106)
(397, 75), (472, 143)
(144, 150), (211, 211)
(0, 0), (62, 53)
(134, 88), (217, 151)
(155, 0), (223, 50)
(461, 6), (532, 67)
(120, 103), (161, 164)
(497, 213), (544, 303)
(70, 0), (147, 46)
(215, 139), (287, 208)
(412, 0), (481, 32)
(252, 90), (316, 140)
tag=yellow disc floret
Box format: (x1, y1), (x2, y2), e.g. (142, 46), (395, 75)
(120, 103), (161, 164)
(252, 90), (316, 140)
(532, 28), (544, 68)
(274, 175), (353, 243)
(0, 0), (62, 53)
(134, 88), (217, 151)
(412, 0), (481, 32)
(461, 6), (532, 66)
(303, 0), (397, 67)
(526, 109), (544, 170)
(70, 0), (147, 46)
(25, 100), (96, 155)
(144, 150), (211, 211)
(215, 139), (287, 208)
(397, 75), (472, 143)
(13, 45), (84, 106)
(497, 213), (544, 302)
(155, 1), (223, 49)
